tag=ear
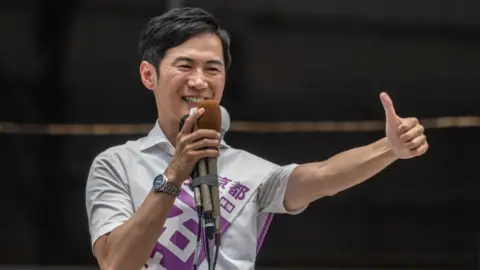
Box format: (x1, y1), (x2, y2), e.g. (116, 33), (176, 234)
(140, 61), (157, 91)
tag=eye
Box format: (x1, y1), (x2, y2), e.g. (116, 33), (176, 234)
(178, 65), (191, 70)
(206, 67), (220, 74)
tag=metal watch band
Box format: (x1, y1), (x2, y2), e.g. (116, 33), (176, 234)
(153, 174), (181, 197)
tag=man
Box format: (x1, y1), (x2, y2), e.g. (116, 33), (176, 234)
(85, 7), (428, 270)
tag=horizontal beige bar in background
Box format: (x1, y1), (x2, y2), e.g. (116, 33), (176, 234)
(0, 116), (478, 135)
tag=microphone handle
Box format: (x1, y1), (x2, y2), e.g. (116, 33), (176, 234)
(208, 157), (221, 236)
(193, 189), (202, 209)
(198, 159), (213, 213)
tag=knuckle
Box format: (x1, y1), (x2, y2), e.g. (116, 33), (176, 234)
(178, 140), (185, 148)
(186, 114), (196, 123)
(206, 148), (217, 155)
(185, 151), (196, 162)
(190, 130), (199, 138)
(211, 150), (220, 157)
(199, 131), (210, 139)
(401, 134), (411, 142)
(176, 134), (184, 143)
(406, 140), (420, 149)
(199, 138), (209, 146)
(179, 135), (188, 144)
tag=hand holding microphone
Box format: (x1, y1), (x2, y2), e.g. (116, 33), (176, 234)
(164, 107), (221, 187)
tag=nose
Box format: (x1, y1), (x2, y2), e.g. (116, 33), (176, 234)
(187, 71), (208, 90)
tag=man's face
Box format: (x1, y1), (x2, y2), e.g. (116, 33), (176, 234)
(151, 33), (226, 127)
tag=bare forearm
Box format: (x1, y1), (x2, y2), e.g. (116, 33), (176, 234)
(315, 137), (397, 194)
(285, 137), (397, 210)
(100, 191), (175, 270)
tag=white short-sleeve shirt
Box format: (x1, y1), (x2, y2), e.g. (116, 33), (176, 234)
(85, 122), (306, 270)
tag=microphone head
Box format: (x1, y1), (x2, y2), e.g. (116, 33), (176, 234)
(220, 106), (230, 139)
(197, 100), (222, 132)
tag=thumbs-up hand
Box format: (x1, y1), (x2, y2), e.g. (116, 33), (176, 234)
(380, 92), (429, 159)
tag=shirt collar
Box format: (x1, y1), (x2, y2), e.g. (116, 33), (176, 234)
(141, 120), (230, 153)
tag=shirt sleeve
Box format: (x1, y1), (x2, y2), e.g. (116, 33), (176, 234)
(85, 151), (134, 250)
(257, 163), (308, 214)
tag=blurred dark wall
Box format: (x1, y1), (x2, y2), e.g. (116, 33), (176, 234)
(1, 0), (479, 268)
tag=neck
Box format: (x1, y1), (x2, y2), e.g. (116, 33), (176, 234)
(157, 117), (178, 148)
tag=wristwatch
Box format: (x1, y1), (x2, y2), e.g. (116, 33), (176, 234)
(152, 174), (181, 197)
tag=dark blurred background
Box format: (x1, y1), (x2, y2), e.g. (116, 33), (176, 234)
(1, 0), (480, 269)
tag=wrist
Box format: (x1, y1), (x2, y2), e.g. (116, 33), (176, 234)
(379, 137), (398, 160)
(164, 166), (183, 188)
(152, 170), (182, 197)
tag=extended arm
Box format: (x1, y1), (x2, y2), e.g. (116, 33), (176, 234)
(283, 93), (428, 211)
(284, 138), (397, 210)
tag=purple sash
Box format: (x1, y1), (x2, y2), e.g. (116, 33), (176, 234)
(143, 177), (270, 269)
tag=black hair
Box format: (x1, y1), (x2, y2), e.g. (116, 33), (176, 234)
(138, 7), (232, 75)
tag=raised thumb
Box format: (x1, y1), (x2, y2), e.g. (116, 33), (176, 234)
(380, 92), (400, 125)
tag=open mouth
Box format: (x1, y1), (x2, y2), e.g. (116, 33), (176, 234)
(182, 96), (208, 104)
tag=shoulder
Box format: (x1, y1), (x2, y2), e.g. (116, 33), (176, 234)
(88, 137), (145, 179)
(95, 138), (144, 160)
(220, 146), (279, 171)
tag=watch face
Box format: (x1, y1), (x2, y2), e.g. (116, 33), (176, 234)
(153, 174), (164, 190)
(152, 173), (180, 197)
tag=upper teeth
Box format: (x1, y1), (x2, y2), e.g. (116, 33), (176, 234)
(184, 97), (202, 103)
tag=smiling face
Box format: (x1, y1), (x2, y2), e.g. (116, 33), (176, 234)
(140, 32), (226, 141)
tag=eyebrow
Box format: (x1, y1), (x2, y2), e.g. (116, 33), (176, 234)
(173, 56), (224, 66)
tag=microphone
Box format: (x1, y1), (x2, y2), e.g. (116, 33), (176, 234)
(179, 105), (226, 232)
(195, 100), (222, 242)
(179, 102), (224, 269)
